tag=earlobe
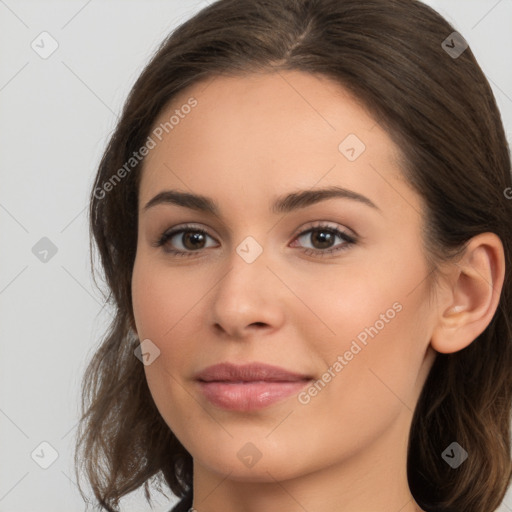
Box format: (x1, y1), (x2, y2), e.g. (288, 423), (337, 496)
(430, 233), (505, 355)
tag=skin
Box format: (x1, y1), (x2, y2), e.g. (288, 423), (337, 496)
(131, 70), (505, 512)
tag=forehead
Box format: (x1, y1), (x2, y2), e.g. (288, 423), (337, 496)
(138, 70), (414, 217)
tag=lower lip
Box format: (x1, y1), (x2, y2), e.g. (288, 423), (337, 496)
(197, 380), (312, 411)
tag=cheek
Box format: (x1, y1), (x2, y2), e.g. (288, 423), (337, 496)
(132, 255), (203, 430)
(131, 253), (214, 384)
(291, 246), (431, 403)
(132, 253), (201, 340)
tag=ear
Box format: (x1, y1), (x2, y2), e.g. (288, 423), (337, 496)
(430, 232), (505, 354)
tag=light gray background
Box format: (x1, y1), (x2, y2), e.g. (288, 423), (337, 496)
(0, 1), (511, 511)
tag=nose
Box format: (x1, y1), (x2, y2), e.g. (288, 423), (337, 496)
(208, 241), (286, 339)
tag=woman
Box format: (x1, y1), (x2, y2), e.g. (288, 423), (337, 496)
(75, 0), (512, 511)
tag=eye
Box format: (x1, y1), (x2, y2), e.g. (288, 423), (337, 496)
(289, 222), (356, 257)
(153, 224), (217, 257)
(153, 222), (357, 258)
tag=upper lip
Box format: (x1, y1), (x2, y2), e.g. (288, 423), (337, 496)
(195, 362), (313, 382)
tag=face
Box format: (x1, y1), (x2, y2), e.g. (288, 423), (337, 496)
(131, 70), (438, 483)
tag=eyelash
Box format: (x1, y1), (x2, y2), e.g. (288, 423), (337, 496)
(153, 223), (357, 259)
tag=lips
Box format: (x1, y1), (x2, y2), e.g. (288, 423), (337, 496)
(194, 363), (314, 411)
(194, 362), (312, 383)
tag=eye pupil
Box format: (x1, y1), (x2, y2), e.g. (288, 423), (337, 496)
(184, 232), (205, 250)
(312, 230), (334, 249)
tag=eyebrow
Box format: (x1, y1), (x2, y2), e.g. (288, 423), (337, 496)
(142, 185), (380, 216)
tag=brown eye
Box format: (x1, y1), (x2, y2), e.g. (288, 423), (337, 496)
(180, 231), (207, 250)
(155, 227), (217, 256)
(291, 225), (356, 257)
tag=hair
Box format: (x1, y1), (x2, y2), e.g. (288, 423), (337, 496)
(75, 0), (512, 511)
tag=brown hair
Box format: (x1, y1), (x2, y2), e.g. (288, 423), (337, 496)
(75, 0), (512, 511)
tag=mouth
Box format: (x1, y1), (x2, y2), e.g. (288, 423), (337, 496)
(197, 379), (313, 411)
(194, 361), (313, 382)
(194, 362), (314, 411)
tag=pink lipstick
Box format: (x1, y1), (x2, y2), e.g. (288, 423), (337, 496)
(195, 362), (313, 411)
